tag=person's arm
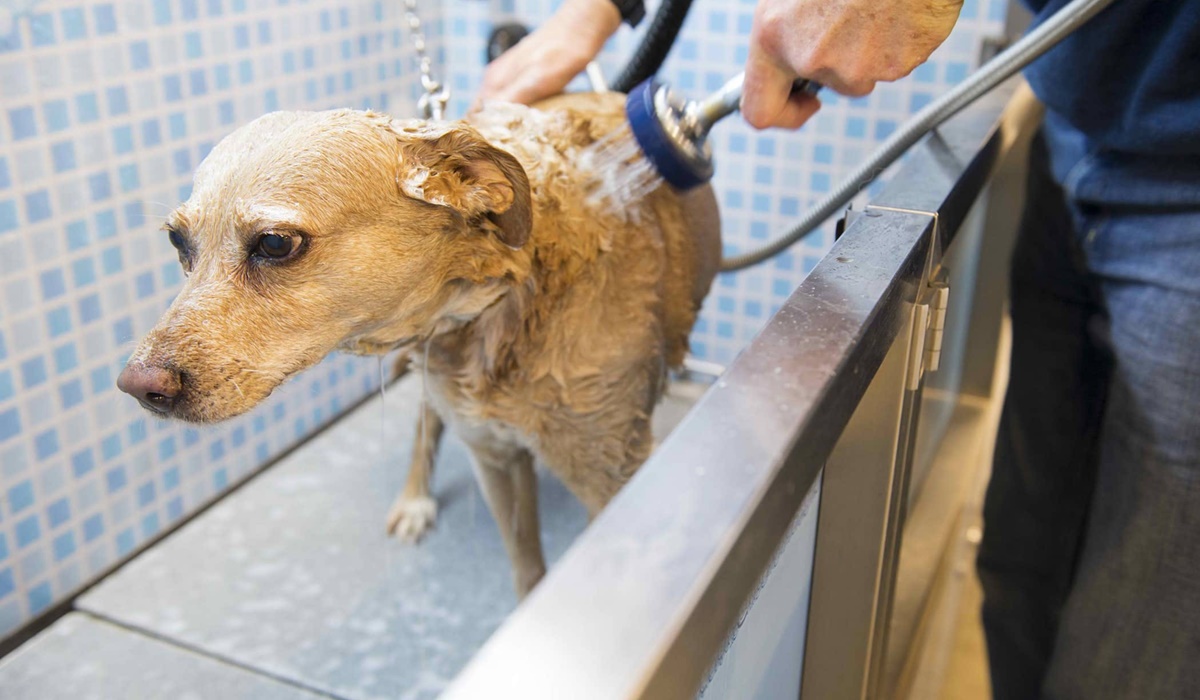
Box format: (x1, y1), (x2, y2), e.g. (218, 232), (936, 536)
(477, 0), (625, 106)
(742, 0), (964, 129)
(477, 0), (962, 131)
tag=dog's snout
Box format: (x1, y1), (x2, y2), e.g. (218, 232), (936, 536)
(117, 364), (182, 414)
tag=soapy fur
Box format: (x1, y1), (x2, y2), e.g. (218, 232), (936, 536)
(121, 92), (721, 596)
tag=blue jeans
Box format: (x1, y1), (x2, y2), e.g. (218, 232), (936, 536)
(977, 133), (1200, 700)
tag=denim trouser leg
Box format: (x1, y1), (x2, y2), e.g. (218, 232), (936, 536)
(980, 133), (1200, 699)
(978, 133), (1112, 700)
(1040, 206), (1200, 698)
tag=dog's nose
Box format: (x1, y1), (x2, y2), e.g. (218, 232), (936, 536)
(117, 364), (181, 414)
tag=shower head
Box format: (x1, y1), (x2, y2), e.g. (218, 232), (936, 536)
(623, 73), (819, 190)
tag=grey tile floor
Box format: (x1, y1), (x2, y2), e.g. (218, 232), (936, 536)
(0, 375), (708, 699)
(0, 612), (329, 699)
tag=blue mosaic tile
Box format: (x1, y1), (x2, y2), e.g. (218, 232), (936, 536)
(115, 528), (135, 556)
(82, 514), (104, 542)
(47, 498), (71, 528)
(88, 365), (110, 395)
(3, 0), (1002, 636)
(105, 87), (129, 117)
(44, 100), (70, 132)
(35, 430), (60, 460)
(28, 581), (51, 613)
(52, 343), (77, 373)
(30, 13), (56, 47)
(70, 259), (95, 289)
(9, 107), (36, 140)
(61, 8), (87, 40)
(185, 32), (203, 59)
(78, 294), (102, 324)
(24, 191), (52, 223)
(94, 210), (117, 240)
(51, 141), (77, 173)
(112, 125), (134, 154)
(59, 380), (85, 409)
(71, 449), (95, 478)
(52, 531), (76, 561)
(21, 357), (48, 390)
(188, 69), (207, 96)
(15, 515), (41, 548)
(168, 113), (186, 139)
(7, 481), (35, 514)
(40, 269), (66, 300)
(101, 246), (122, 275)
(93, 4), (118, 34)
(88, 172), (113, 202)
(153, 0), (172, 25)
(0, 200), (17, 232)
(130, 41), (151, 70)
(46, 307), (72, 337)
(121, 202), (141, 230)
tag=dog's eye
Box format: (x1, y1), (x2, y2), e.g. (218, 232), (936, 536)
(254, 232), (298, 259)
(166, 227), (192, 273)
(167, 228), (186, 251)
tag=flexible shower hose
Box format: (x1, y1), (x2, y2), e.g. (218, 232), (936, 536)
(611, 0), (697, 93)
(719, 0), (1119, 272)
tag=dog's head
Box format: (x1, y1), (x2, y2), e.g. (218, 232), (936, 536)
(117, 109), (532, 422)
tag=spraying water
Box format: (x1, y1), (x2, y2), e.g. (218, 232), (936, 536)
(578, 125), (664, 211)
(577, 73), (776, 211)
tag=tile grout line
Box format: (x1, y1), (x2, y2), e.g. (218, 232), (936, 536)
(75, 608), (349, 700)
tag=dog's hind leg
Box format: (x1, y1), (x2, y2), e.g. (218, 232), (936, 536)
(467, 438), (546, 598)
(554, 411), (655, 521)
(387, 400), (444, 542)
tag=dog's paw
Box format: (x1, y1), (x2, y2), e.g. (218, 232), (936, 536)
(386, 494), (438, 543)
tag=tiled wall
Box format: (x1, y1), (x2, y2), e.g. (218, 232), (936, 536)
(0, 0), (435, 637)
(0, 0), (1009, 640)
(445, 0), (1007, 365)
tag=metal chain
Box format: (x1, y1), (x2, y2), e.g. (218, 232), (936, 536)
(403, 0), (450, 120)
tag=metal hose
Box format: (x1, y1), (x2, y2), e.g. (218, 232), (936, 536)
(719, 0), (1119, 272)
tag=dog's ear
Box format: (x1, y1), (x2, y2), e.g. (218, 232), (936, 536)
(389, 120), (532, 249)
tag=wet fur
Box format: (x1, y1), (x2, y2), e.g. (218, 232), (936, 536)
(124, 92), (721, 596)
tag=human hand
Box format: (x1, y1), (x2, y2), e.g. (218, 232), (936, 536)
(742, 0), (964, 129)
(476, 0), (622, 107)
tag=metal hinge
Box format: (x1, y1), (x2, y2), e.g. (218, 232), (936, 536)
(861, 203), (949, 391)
(925, 279), (950, 373)
(907, 275), (951, 391)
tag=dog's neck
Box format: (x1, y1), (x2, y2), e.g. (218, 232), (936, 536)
(339, 272), (518, 349)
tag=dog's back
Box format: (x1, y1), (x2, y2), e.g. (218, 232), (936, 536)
(467, 92), (720, 371)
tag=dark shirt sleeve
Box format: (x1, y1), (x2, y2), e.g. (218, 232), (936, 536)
(609, 0), (645, 26)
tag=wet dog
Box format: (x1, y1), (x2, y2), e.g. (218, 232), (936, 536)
(117, 92), (721, 596)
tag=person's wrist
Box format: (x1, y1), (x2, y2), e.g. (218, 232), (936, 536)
(554, 0), (622, 53)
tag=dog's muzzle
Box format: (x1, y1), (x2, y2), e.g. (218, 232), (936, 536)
(117, 363), (182, 415)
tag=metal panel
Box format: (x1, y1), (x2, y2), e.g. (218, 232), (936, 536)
(442, 78), (1030, 700)
(800, 303), (920, 700)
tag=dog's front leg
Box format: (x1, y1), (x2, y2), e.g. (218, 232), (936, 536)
(387, 400), (444, 542)
(467, 438), (547, 599)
